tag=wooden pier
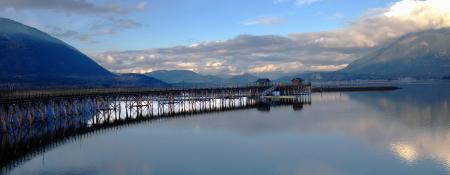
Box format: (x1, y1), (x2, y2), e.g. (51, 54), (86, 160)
(0, 84), (312, 173)
(0, 85), (311, 132)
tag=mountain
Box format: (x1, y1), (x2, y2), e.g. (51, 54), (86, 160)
(146, 70), (260, 86)
(226, 73), (259, 85)
(275, 72), (393, 83)
(341, 28), (450, 78)
(115, 74), (169, 88)
(276, 72), (329, 83)
(0, 18), (169, 88)
(146, 70), (222, 84)
(0, 18), (113, 80)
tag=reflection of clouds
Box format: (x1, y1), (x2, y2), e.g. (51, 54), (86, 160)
(170, 90), (450, 171)
(7, 130), (155, 175)
(347, 88), (450, 171)
(341, 85), (450, 171)
(391, 132), (450, 171)
(391, 143), (418, 163)
(374, 98), (449, 128)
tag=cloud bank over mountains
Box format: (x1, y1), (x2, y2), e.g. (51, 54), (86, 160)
(95, 0), (450, 77)
(0, 0), (146, 14)
(0, 0), (145, 44)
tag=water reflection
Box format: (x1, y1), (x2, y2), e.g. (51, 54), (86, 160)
(309, 84), (450, 173)
(0, 97), (310, 174)
(2, 83), (450, 175)
(344, 84), (450, 169)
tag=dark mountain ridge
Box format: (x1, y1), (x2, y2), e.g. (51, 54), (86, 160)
(0, 18), (113, 78)
(0, 18), (167, 88)
(115, 73), (169, 87)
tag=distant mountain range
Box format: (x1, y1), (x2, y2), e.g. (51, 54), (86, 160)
(0, 18), (167, 88)
(227, 73), (260, 84)
(146, 70), (260, 87)
(340, 28), (450, 79)
(275, 72), (393, 83)
(277, 29), (450, 82)
(146, 70), (222, 84)
(115, 73), (169, 87)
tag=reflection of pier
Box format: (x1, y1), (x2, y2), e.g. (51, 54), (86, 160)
(0, 98), (258, 174)
(0, 85), (311, 173)
(258, 95), (312, 112)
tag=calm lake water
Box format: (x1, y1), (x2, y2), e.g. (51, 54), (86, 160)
(5, 83), (450, 175)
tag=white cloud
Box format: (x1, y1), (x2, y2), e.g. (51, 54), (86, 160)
(291, 0), (450, 48)
(249, 64), (281, 73)
(94, 34), (357, 77)
(310, 64), (348, 72)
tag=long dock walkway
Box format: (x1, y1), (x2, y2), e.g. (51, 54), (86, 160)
(0, 84), (312, 174)
(0, 84), (312, 132)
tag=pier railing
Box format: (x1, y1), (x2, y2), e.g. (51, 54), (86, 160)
(0, 84), (312, 130)
(0, 83), (312, 103)
(0, 85), (255, 102)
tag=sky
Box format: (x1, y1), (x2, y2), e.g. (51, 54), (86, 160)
(1, 0), (450, 78)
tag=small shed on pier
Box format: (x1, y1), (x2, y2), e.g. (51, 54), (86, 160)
(256, 78), (271, 86)
(291, 78), (304, 86)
